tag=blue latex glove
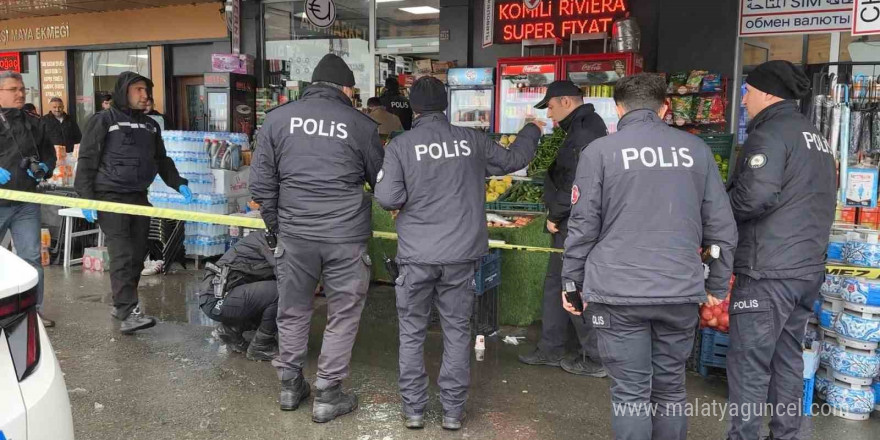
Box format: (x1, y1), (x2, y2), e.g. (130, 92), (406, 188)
(26, 163), (49, 181)
(178, 184), (193, 204)
(0, 167), (10, 185)
(82, 209), (97, 224)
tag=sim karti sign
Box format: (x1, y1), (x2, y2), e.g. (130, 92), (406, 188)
(494, 0), (628, 43)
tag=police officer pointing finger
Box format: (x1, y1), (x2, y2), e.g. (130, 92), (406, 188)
(561, 74), (737, 440)
(375, 76), (543, 431)
(249, 54), (384, 423)
(725, 61), (837, 440)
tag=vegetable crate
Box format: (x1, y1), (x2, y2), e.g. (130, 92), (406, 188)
(698, 133), (734, 159)
(486, 181), (545, 213)
(475, 249), (502, 293)
(698, 328), (729, 377)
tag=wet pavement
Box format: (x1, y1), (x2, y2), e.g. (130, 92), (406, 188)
(41, 266), (880, 440)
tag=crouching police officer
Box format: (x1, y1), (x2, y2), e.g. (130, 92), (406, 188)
(726, 61), (836, 440)
(375, 76), (543, 431)
(75, 72), (192, 334)
(249, 54), (384, 422)
(562, 74), (737, 440)
(199, 231), (279, 361)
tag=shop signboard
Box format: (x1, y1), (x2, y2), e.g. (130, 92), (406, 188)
(493, 0), (627, 44)
(739, 0), (853, 37)
(483, 0), (494, 48)
(39, 51), (67, 113)
(0, 52), (21, 72)
(232, 0), (241, 54)
(853, 0), (880, 35)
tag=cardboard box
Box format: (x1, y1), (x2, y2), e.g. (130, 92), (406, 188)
(415, 59), (433, 74)
(211, 53), (255, 75)
(432, 73), (448, 84)
(83, 246), (110, 272)
(432, 61), (455, 74)
(212, 166), (251, 197)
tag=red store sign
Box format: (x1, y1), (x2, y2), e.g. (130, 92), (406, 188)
(494, 0), (627, 43)
(0, 52), (22, 72)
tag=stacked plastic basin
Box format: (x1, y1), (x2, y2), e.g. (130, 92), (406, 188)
(815, 275), (880, 420)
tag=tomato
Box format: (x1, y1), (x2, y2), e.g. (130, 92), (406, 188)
(720, 314), (730, 327)
(707, 317), (719, 327)
(700, 318), (708, 328)
(717, 325), (728, 333)
(712, 305), (723, 317)
(701, 307), (714, 320)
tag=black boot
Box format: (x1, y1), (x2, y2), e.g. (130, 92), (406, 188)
(246, 330), (278, 361)
(215, 324), (248, 353)
(312, 384), (358, 423)
(279, 374), (311, 411)
(518, 347), (564, 367)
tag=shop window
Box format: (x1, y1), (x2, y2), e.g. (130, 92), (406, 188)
(377, 0), (440, 54)
(20, 53), (40, 115)
(742, 36), (804, 67)
(73, 48), (149, 131)
(264, 0), (372, 104)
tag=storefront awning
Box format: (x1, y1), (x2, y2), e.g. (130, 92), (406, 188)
(0, 0), (217, 20)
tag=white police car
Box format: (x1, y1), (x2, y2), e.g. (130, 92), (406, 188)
(0, 247), (74, 439)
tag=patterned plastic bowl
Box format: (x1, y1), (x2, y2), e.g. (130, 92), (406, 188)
(842, 278), (880, 307)
(829, 345), (880, 379)
(828, 239), (845, 263)
(874, 380), (880, 411)
(843, 241), (880, 268)
(819, 308), (837, 329)
(827, 382), (876, 415)
(821, 339), (841, 366)
(823, 275), (847, 296)
(834, 310), (880, 343)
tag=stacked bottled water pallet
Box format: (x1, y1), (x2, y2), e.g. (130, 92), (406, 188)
(147, 131), (243, 257)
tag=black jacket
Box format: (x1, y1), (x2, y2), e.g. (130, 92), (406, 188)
(198, 232), (276, 305)
(728, 100), (837, 280)
(379, 88), (413, 130)
(562, 110), (737, 304)
(375, 113), (541, 264)
(544, 104), (608, 224)
(42, 113), (82, 153)
(249, 84), (384, 243)
(0, 108), (56, 207)
(74, 72), (187, 200)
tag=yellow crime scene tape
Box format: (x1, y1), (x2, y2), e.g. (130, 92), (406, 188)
(0, 189), (563, 253)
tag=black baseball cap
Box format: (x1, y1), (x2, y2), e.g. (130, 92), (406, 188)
(534, 80), (582, 109)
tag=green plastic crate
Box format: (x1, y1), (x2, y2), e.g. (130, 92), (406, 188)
(486, 181), (545, 213)
(698, 133), (734, 159)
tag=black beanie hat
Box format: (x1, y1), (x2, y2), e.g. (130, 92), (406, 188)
(410, 76), (448, 113)
(311, 54), (355, 87)
(385, 76), (400, 92)
(746, 60), (810, 100)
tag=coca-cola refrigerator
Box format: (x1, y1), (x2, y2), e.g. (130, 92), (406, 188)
(495, 57), (560, 135)
(203, 72), (256, 138)
(562, 53), (643, 133)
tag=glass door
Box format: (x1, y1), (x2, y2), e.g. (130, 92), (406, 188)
(186, 85), (207, 131)
(450, 88), (492, 132)
(206, 92), (228, 132)
(498, 63), (555, 134)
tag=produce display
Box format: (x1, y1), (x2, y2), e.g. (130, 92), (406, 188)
(487, 212), (535, 228)
(486, 176), (513, 202)
(714, 153), (730, 181)
(527, 127), (565, 177)
(699, 297), (730, 333)
(505, 181), (543, 203)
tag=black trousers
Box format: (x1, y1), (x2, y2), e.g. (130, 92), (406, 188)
(96, 191), (151, 320)
(590, 302), (699, 440)
(201, 280), (279, 334)
(538, 224), (600, 359)
(727, 273), (823, 440)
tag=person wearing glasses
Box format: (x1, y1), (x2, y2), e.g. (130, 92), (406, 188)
(0, 71), (57, 327)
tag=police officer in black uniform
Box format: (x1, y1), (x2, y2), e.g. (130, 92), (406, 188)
(375, 76), (543, 431)
(75, 72), (192, 334)
(380, 76), (413, 130)
(726, 61), (836, 440)
(198, 231), (279, 362)
(249, 54), (384, 422)
(562, 74), (737, 440)
(518, 80), (608, 377)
